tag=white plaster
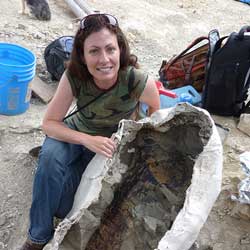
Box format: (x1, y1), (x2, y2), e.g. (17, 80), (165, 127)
(44, 103), (223, 250)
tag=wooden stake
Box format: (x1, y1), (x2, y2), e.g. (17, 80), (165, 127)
(30, 76), (56, 103)
(74, 0), (94, 15)
(64, 0), (86, 18)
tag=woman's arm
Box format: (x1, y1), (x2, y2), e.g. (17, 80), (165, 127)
(42, 72), (116, 158)
(139, 77), (160, 115)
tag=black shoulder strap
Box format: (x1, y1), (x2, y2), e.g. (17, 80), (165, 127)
(128, 67), (135, 94)
(242, 100), (250, 114)
(120, 67), (146, 101)
(213, 36), (229, 54)
(63, 91), (106, 121)
(64, 67), (145, 121)
(127, 67), (148, 95)
(237, 25), (250, 40)
(206, 29), (220, 72)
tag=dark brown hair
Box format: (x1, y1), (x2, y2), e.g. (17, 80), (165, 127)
(67, 15), (138, 82)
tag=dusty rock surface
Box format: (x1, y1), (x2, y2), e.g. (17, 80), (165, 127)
(0, 0), (250, 249)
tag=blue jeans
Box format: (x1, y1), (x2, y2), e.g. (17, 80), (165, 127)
(28, 136), (95, 244)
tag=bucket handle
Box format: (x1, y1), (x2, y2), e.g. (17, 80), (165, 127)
(0, 75), (18, 89)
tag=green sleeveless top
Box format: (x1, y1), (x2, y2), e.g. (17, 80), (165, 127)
(65, 66), (147, 137)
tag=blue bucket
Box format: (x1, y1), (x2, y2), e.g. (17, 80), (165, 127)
(0, 43), (36, 115)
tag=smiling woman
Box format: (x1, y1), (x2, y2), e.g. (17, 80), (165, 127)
(83, 28), (121, 89)
(20, 13), (160, 250)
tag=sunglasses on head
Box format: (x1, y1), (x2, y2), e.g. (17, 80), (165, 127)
(80, 13), (118, 30)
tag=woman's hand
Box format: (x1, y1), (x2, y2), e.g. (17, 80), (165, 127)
(83, 135), (117, 158)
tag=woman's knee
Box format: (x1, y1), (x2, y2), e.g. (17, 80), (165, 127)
(37, 137), (69, 175)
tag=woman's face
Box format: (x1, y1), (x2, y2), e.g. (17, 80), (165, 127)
(83, 28), (120, 88)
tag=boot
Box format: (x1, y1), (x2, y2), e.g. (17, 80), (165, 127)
(19, 239), (46, 250)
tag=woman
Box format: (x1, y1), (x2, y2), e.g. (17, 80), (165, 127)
(20, 13), (160, 250)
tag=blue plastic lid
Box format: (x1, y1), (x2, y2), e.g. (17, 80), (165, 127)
(180, 93), (193, 104)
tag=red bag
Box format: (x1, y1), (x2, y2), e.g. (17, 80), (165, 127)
(159, 36), (209, 92)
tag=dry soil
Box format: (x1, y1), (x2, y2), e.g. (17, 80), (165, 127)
(0, 0), (250, 249)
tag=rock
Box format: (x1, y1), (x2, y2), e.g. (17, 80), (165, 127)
(231, 202), (250, 221)
(240, 238), (250, 245)
(43, 104), (222, 250)
(237, 114), (250, 137)
(0, 230), (10, 243)
(0, 242), (5, 250)
(0, 215), (7, 227)
(17, 24), (26, 30)
(7, 194), (13, 200)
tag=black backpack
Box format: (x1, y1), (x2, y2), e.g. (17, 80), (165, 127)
(44, 36), (74, 81)
(202, 26), (250, 116)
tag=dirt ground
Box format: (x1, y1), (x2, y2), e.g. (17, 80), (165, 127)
(1, 0), (250, 249)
